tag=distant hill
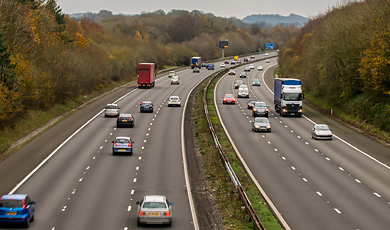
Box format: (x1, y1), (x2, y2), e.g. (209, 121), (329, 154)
(242, 13), (309, 27)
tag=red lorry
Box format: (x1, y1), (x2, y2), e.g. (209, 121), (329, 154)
(137, 63), (155, 88)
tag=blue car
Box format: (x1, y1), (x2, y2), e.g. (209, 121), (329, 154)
(112, 136), (133, 156)
(0, 194), (35, 228)
(140, 101), (153, 113)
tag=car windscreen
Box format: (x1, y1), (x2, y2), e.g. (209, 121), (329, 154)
(255, 118), (268, 123)
(0, 200), (23, 207)
(225, 95), (234, 98)
(317, 126), (330, 131)
(143, 202), (167, 209)
(254, 102), (266, 107)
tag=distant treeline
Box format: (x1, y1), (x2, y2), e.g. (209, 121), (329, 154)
(0, 0), (299, 129)
(279, 0), (390, 133)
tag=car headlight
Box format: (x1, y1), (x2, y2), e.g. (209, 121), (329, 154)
(253, 108), (257, 111)
(255, 125), (260, 128)
(267, 125), (271, 129)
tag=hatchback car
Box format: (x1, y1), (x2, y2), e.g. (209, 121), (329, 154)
(136, 195), (173, 226)
(252, 117), (271, 132)
(201, 63), (207, 67)
(230, 61), (236, 65)
(236, 59), (241, 64)
(168, 71), (175, 78)
(249, 64), (255, 69)
(104, 104), (120, 117)
(244, 67), (250, 72)
(265, 52), (269, 56)
(238, 89), (249, 98)
(117, 114), (135, 128)
(244, 58), (249, 62)
(223, 94), (236, 104)
(251, 55), (255, 59)
(265, 59), (270, 63)
(112, 136), (133, 155)
(168, 96), (181, 107)
(224, 60), (229, 64)
(0, 194), (35, 228)
(312, 124), (333, 140)
(220, 63), (225, 68)
(238, 84), (248, 91)
(240, 72), (247, 78)
(258, 66), (263, 71)
(140, 101), (153, 113)
(207, 64), (215, 70)
(170, 76), (180, 85)
(252, 79), (261, 86)
(247, 100), (257, 109)
(228, 69), (235, 75)
(193, 67), (200, 73)
(234, 80), (244, 89)
(252, 101), (269, 117)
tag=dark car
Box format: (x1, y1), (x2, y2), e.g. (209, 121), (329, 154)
(140, 101), (153, 113)
(252, 101), (269, 117)
(207, 64), (215, 70)
(224, 60), (229, 64)
(239, 72), (247, 78)
(247, 100), (257, 109)
(117, 114), (135, 128)
(234, 80), (244, 89)
(0, 194), (36, 228)
(244, 58), (249, 62)
(230, 61), (236, 65)
(252, 117), (271, 132)
(244, 67), (250, 72)
(112, 136), (133, 156)
(201, 63), (207, 67)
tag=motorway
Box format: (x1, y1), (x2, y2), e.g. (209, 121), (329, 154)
(215, 56), (390, 230)
(0, 57), (239, 229)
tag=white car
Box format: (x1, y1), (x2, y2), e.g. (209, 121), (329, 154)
(170, 76), (179, 85)
(168, 71), (175, 78)
(237, 89), (249, 98)
(220, 63), (225, 68)
(136, 195), (173, 226)
(249, 64), (255, 69)
(238, 84), (248, 91)
(258, 66), (263, 71)
(104, 104), (120, 117)
(312, 124), (333, 140)
(168, 96), (181, 107)
(265, 53), (269, 56)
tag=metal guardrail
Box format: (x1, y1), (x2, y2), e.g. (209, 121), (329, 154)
(203, 70), (266, 230)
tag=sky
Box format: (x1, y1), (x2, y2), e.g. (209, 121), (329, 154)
(56, 0), (346, 19)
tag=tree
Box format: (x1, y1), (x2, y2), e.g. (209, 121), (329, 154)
(0, 33), (17, 90)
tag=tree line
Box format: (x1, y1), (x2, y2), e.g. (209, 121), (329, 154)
(279, 0), (390, 133)
(0, 0), (299, 130)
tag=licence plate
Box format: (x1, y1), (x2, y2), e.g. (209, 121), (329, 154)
(119, 149), (126, 151)
(109, 113), (114, 115)
(291, 113), (295, 115)
(7, 212), (17, 215)
(145, 107), (149, 109)
(149, 212), (160, 216)
(122, 120), (127, 122)
(172, 100), (177, 102)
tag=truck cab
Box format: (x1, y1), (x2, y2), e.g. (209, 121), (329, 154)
(274, 78), (303, 117)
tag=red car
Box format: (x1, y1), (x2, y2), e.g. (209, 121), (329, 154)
(223, 94), (236, 104)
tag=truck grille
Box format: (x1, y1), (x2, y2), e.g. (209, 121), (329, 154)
(286, 104), (300, 112)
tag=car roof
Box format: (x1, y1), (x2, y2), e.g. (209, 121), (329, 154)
(106, 103), (118, 106)
(224, 94), (234, 96)
(169, 96), (179, 98)
(142, 101), (152, 103)
(1, 194), (27, 200)
(143, 195), (167, 202)
(253, 79), (260, 81)
(115, 136), (131, 140)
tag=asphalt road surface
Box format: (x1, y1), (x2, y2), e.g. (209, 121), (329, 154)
(215, 58), (390, 230)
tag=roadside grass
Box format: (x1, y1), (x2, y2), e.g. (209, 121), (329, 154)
(304, 93), (390, 145)
(0, 78), (133, 159)
(194, 74), (282, 229)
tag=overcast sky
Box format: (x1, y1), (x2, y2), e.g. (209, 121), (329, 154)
(56, 0), (347, 19)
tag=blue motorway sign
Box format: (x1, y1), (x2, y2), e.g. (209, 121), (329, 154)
(266, 43), (274, 49)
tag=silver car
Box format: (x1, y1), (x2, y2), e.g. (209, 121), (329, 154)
(252, 101), (269, 117)
(312, 124), (333, 140)
(112, 136), (133, 156)
(252, 79), (261, 86)
(171, 76), (180, 85)
(168, 96), (181, 107)
(104, 104), (120, 117)
(237, 89), (249, 98)
(168, 71), (175, 78)
(136, 195), (173, 226)
(252, 117), (271, 132)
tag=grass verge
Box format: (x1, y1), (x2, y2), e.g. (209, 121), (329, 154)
(194, 73), (282, 229)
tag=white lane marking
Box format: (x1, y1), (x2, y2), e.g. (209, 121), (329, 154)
(339, 167), (345, 171)
(316, 191), (323, 196)
(291, 167), (296, 170)
(138, 157), (142, 160)
(274, 149), (278, 152)
(127, 206), (131, 212)
(62, 206), (67, 211)
(325, 157), (330, 161)
(136, 167), (139, 170)
(314, 149), (319, 152)
(282, 157), (286, 160)
(133, 178), (137, 183)
(334, 208), (342, 214)
(302, 178), (308, 182)
(131, 190), (135, 195)
(100, 146), (103, 150)
(355, 179), (361, 183)
(79, 178), (83, 182)
(86, 166), (90, 170)
(374, 192), (381, 198)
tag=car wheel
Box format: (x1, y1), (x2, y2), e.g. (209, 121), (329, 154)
(30, 214), (34, 222)
(129, 152), (133, 156)
(113, 152), (116, 156)
(314, 134), (317, 140)
(131, 124), (134, 128)
(24, 218), (29, 228)
(137, 220), (141, 226)
(167, 221), (172, 227)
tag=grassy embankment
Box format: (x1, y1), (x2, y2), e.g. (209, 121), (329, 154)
(193, 72), (282, 229)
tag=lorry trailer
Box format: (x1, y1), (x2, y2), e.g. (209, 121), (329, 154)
(137, 63), (155, 88)
(274, 78), (303, 117)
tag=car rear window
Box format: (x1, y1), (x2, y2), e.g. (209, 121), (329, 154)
(1, 199), (23, 207)
(143, 202), (167, 209)
(106, 105), (118, 109)
(142, 103), (151, 106)
(170, 97), (178, 100)
(116, 139), (130, 143)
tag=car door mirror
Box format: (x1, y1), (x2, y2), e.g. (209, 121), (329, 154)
(112, 141), (114, 143)
(136, 201), (140, 205)
(170, 201), (174, 205)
